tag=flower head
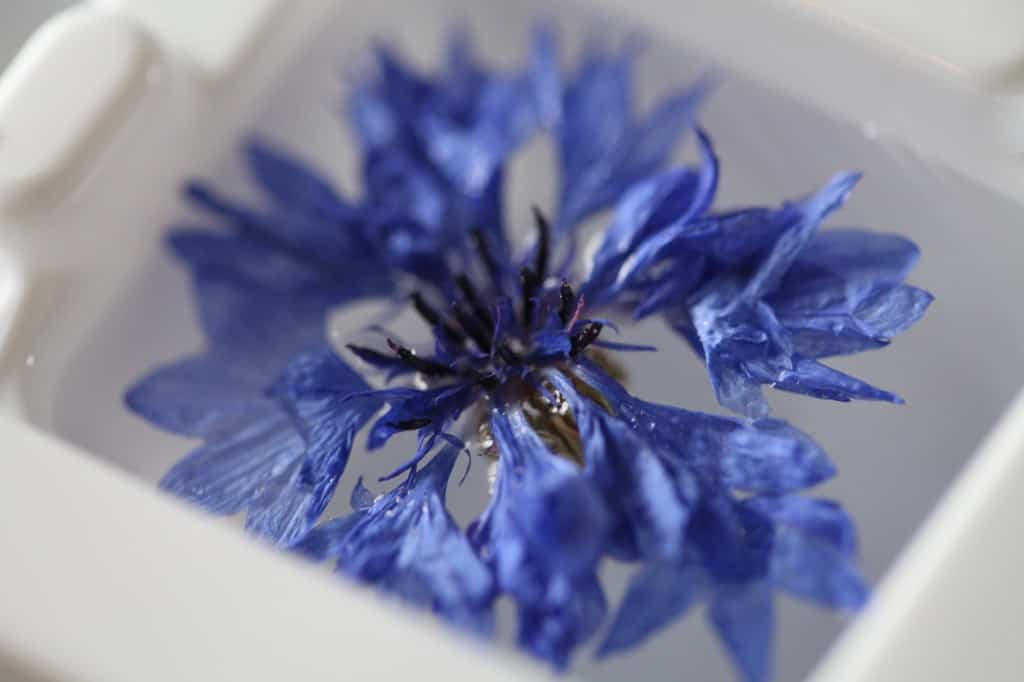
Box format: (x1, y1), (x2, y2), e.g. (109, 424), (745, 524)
(126, 26), (930, 681)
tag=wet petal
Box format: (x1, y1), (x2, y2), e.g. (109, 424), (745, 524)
(548, 370), (692, 560)
(599, 562), (702, 657)
(774, 357), (903, 404)
(709, 584), (775, 682)
(299, 447), (495, 632)
(159, 408), (303, 519)
(745, 497), (868, 610)
(469, 404), (609, 666)
(125, 352), (267, 439)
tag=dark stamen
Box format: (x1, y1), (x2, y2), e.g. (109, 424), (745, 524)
(472, 230), (501, 281)
(451, 303), (492, 352)
(387, 338), (455, 376)
(411, 292), (465, 345)
(570, 322), (604, 355)
(558, 280), (576, 325)
(520, 267), (541, 328)
(531, 205), (551, 283)
(455, 274), (494, 330)
(496, 342), (521, 365)
(393, 418), (432, 431)
(346, 343), (399, 366)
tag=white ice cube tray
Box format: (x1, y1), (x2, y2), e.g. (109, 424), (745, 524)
(2, 2), (1024, 681)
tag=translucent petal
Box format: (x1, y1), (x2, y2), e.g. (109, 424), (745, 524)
(709, 584), (775, 682)
(599, 562), (701, 657)
(774, 357), (904, 404)
(159, 408), (303, 518)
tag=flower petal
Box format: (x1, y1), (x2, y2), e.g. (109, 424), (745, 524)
(586, 127), (717, 303)
(709, 584), (775, 682)
(269, 346), (383, 534)
(548, 370), (692, 560)
(745, 497), (868, 610)
(574, 359), (834, 493)
(742, 173), (861, 300)
(159, 407), (303, 518)
(125, 352), (267, 439)
(598, 562), (702, 657)
(774, 357), (903, 404)
(244, 139), (352, 220)
(469, 404), (610, 666)
(557, 45), (708, 228)
(518, 574), (607, 670)
(298, 446), (495, 632)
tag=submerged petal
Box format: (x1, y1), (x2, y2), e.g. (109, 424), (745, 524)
(744, 497), (868, 610)
(548, 370), (693, 560)
(159, 408), (303, 520)
(709, 584), (775, 682)
(125, 352), (267, 439)
(268, 346), (383, 536)
(599, 561), (702, 657)
(470, 404), (610, 666)
(298, 447), (495, 632)
(557, 44), (708, 229)
(574, 360), (835, 494)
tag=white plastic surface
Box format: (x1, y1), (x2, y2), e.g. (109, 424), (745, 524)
(812, 390), (1024, 682)
(97, 0), (285, 80)
(0, 6), (152, 210)
(810, 0), (1024, 80)
(0, 2), (1023, 682)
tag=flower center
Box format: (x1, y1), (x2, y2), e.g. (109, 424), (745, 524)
(345, 207), (623, 466)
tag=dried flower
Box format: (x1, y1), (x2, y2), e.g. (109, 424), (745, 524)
(126, 26), (930, 681)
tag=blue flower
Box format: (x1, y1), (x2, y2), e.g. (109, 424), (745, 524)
(126, 26), (930, 680)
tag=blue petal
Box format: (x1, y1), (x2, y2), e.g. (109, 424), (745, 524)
(586, 127), (718, 302)
(530, 328), (572, 360)
(765, 229), (931, 357)
(363, 147), (447, 233)
(598, 562), (702, 657)
(366, 384), (475, 450)
(776, 284), (932, 359)
(420, 75), (539, 195)
(529, 23), (562, 128)
(721, 419), (835, 494)
(518, 574), (607, 670)
(622, 173), (858, 289)
(557, 44), (709, 228)
(548, 370), (692, 560)
(300, 446), (496, 633)
(269, 346), (383, 534)
(574, 359), (835, 494)
(125, 352), (267, 439)
(746, 497), (869, 610)
(742, 173), (861, 300)
(244, 139), (353, 220)
(291, 515), (364, 561)
(184, 181), (366, 274)
(709, 584), (775, 682)
(774, 228), (919, 299)
(855, 284), (933, 339)
(187, 275), (335, 366)
(470, 404), (609, 666)
(244, 463), (331, 546)
(774, 356), (904, 404)
(159, 408), (303, 518)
